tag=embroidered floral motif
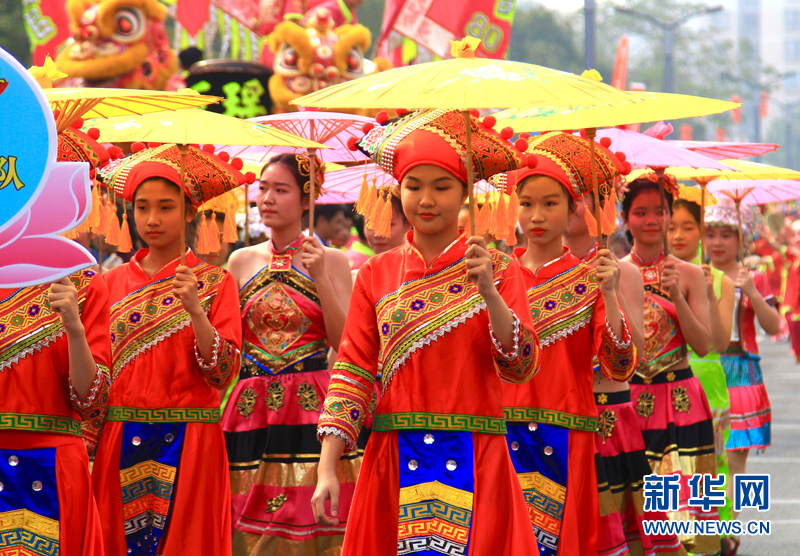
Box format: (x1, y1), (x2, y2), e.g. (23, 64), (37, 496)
(246, 282), (311, 356)
(237, 387), (257, 419)
(636, 391), (655, 421)
(597, 409), (617, 444)
(110, 263), (221, 376)
(597, 393), (608, 404)
(672, 386), (691, 413)
(297, 381), (320, 412)
(666, 371), (675, 382)
(265, 381), (286, 412)
(527, 263), (597, 347)
(265, 493), (288, 513)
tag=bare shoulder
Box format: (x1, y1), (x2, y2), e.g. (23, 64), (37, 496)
(228, 244), (271, 286)
(619, 259), (643, 287)
(324, 246), (351, 268)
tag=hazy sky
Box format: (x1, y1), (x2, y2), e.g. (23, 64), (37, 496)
(519, 0), (586, 13)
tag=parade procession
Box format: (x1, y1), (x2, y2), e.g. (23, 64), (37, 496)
(4, 0), (800, 554)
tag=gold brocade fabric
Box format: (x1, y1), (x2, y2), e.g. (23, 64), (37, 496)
(230, 457), (362, 495)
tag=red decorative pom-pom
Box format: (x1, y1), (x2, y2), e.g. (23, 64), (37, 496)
(520, 133), (530, 140)
(69, 117), (84, 129)
(202, 144), (215, 153)
(500, 126), (513, 140)
(231, 157), (244, 170)
(219, 151), (230, 162)
(87, 127), (100, 140)
(615, 151), (626, 162)
(515, 138), (528, 151)
(396, 108), (409, 115)
(562, 130), (574, 135)
(245, 171), (256, 184)
(599, 137), (612, 148)
(347, 136), (359, 151)
(89, 168), (96, 179)
(622, 161), (632, 174)
(482, 115), (496, 129)
(147, 142), (161, 148)
(190, 144), (200, 149)
(526, 155), (538, 169)
(131, 142), (146, 152)
(376, 110), (389, 124)
(470, 109), (480, 118)
(108, 146), (123, 159)
(361, 122), (375, 134)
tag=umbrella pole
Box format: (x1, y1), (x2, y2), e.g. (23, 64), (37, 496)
(98, 241), (104, 274)
(461, 110), (476, 237)
(699, 179), (707, 263)
(308, 120), (318, 237)
(735, 197), (744, 262)
(245, 182), (250, 247)
(654, 167), (670, 256)
(585, 128), (604, 248)
(178, 144), (189, 266)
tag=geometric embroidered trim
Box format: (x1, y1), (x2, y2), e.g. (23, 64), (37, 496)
(503, 407), (599, 432)
(0, 328), (64, 372)
(317, 425), (356, 451)
(106, 406), (221, 423)
(539, 313), (591, 348)
(0, 412), (82, 436)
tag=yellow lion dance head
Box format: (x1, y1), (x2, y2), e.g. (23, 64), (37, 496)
(56, 0), (177, 90)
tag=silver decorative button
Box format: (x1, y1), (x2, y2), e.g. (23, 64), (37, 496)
(408, 459), (418, 471)
(544, 446), (553, 456)
(446, 459), (457, 471)
(423, 433), (434, 445)
(165, 433), (175, 443)
(528, 422), (537, 432)
(32, 481), (43, 491)
(127, 549), (132, 554)
(8, 456), (18, 466)
(0, 482), (4, 492)
(132, 436), (142, 446)
(511, 441), (519, 451)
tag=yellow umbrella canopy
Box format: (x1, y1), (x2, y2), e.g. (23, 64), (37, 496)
(83, 108), (327, 149)
(44, 88), (221, 133)
(628, 159), (800, 182)
(493, 92), (740, 133)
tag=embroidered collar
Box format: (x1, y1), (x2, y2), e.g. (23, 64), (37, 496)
(515, 246), (573, 278)
(580, 242), (599, 263)
(630, 249), (666, 269)
(132, 248), (195, 280)
(269, 233), (305, 255)
(405, 230), (466, 270)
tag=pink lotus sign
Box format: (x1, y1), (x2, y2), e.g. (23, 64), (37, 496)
(0, 47), (95, 287)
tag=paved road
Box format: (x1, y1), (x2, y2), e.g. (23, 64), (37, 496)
(737, 339), (799, 556)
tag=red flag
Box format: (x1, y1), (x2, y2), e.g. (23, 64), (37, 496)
(760, 91), (769, 118)
(716, 127), (727, 142)
(379, 0), (516, 62)
(611, 37), (629, 91)
(731, 95), (742, 123)
(22, 0), (72, 66)
(679, 124), (693, 141)
(178, 0), (210, 37)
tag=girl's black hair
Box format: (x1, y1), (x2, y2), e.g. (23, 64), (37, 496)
(261, 153), (312, 199)
(672, 198), (701, 225)
(621, 178), (674, 243)
(391, 194), (409, 225)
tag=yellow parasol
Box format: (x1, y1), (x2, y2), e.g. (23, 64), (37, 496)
(292, 37), (739, 245)
(85, 109), (327, 263)
(44, 88), (222, 133)
(493, 93), (739, 133)
(630, 160), (800, 261)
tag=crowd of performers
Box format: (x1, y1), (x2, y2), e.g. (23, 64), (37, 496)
(1, 107), (789, 556)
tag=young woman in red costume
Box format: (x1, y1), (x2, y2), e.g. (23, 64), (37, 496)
(0, 128), (112, 556)
(705, 199), (780, 532)
(312, 108), (541, 555)
(499, 132), (637, 556)
(564, 191), (687, 556)
(221, 153), (354, 555)
(92, 143), (247, 556)
(622, 176), (718, 554)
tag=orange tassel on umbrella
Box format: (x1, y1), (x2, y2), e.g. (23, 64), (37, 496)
(106, 199), (121, 246)
(207, 213), (221, 253)
(118, 209), (133, 253)
(222, 206), (238, 243)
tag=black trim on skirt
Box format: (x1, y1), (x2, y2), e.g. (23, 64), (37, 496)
(630, 366), (693, 385)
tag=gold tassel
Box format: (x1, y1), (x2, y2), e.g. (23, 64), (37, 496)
(585, 202), (599, 237)
(355, 164), (369, 214)
(87, 186), (102, 230)
(505, 227), (518, 247)
(208, 213), (221, 253)
(222, 206), (238, 243)
(197, 215), (209, 254)
(375, 191), (393, 238)
(118, 209), (133, 253)
(366, 191), (386, 233)
(602, 193), (617, 235)
(107, 199), (121, 246)
(361, 177), (378, 220)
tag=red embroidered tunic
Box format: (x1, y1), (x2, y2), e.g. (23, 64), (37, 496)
(92, 249), (242, 556)
(503, 248), (637, 427)
(0, 269), (111, 556)
(319, 233), (541, 449)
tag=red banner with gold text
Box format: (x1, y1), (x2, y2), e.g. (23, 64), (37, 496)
(22, 0), (72, 67)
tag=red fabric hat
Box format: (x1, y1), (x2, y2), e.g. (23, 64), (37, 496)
(57, 127), (110, 169)
(355, 109), (534, 184)
(499, 131), (629, 200)
(97, 144), (255, 205)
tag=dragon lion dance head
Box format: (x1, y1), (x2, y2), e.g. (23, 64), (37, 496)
(267, 7), (391, 113)
(55, 0), (177, 90)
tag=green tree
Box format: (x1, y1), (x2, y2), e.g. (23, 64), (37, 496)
(507, 5), (583, 73)
(0, 0), (31, 66)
